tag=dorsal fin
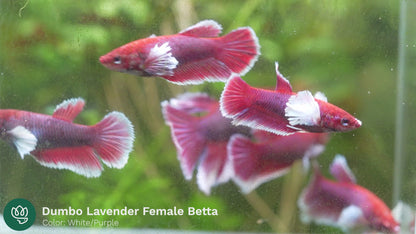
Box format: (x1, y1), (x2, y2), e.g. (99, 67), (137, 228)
(274, 62), (292, 93)
(330, 154), (356, 184)
(52, 98), (85, 122)
(179, 20), (222, 37)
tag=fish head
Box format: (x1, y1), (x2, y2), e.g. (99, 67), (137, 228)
(367, 201), (400, 233)
(319, 103), (362, 132)
(99, 46), (147, 76)
(373, 217), (400, 234)
(0, 111), (7, 133)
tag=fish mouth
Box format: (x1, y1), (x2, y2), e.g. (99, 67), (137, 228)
(99, 55), (108, 65)
(355, 118), (362, 128)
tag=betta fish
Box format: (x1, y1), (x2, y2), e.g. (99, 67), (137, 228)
(298, 155), (400, 233)
(229, 131), (329, 194)
(161, 93), (251, 195)
(100, 20), (260, 85)
(220, 62), (362, 135)
(0, 98), (134, 177)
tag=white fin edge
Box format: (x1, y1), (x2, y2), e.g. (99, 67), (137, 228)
(196, 150), (234, 195)
(36, 159), (102, 178)
(54, 97), (85, 113)
(9, 126), (38, 159)
(285, 91), (320, 126)
(275, 61), (292, 92)
(314, 92), (328, 102)
(330, 154), (357, 183)
(302, 144), (326, 173)
(179, 20), (222, 37)
(233, 168), (290, 194)
(53, 97), (85, 121)
(145, 42), (179, 76)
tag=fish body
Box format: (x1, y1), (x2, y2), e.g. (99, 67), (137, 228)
(229, 131), (329, 193)
(100, 20), (260, 85)
(162, 93), (250, 194)
(299, 155), (399, 233)
(220, 62), (362, 135)
(0, 98), (134, 177)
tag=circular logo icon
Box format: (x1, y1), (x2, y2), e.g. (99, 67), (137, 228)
(3, 198), (36, 231)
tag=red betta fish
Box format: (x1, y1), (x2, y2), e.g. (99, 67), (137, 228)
(161, 93), (251, 195)
(100, 20), (260, 85)
(0, 98), (134, 177)
(298, 155), (400, 233)
(220, 62), (362, 135)
(228, 131), (329, 193)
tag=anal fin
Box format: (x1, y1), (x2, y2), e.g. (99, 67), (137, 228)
(31, 146), (103, 178)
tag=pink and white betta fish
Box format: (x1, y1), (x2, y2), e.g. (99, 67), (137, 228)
(100, 20), (260, 85)
(161, 93), (251, 195)
(228, 131), (329, 194)
(220, 62), (362, 135)
(298, 155), (400, 233)
(0, 98), (134, 177)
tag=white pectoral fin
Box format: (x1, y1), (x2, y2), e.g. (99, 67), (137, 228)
(285, 91), (321, 126)
(337, 205), (366, 230)
(145, 42), (179, 76)
(8, 126), (37, 158)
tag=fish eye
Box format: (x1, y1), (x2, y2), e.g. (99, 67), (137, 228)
(341, 118), (350, 126)
(113, 56), (122, 65)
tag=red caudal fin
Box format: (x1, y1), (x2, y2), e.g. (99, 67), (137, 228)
(92, 112), (135, 169)
(228, 134), (291, 194)
(220, 75), (253, 118)
(29, 112), (134, 177)
(167, 92), (217, 114)
(197, 141), (233, 195)
(161, 101), (206, 180)
(164, 26), (259, 85)
(31, 147), (103, 178)
(218, 27), (260, 76)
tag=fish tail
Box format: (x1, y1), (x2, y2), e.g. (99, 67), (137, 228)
(161, 102), (206, 180)
(228, 134), (258, 177)
(92, 111), (135, 169)
(228, 134), (268, 194)
(229, 134), (292, 193)
(220, 76), (252, 119)
(219, 27), (260, 76)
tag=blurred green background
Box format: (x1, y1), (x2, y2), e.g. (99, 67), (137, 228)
(0, 0), (412, 233)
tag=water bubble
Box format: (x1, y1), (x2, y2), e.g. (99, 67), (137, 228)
(390, 68), (394, 71)
(367, 90), (371, 95)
